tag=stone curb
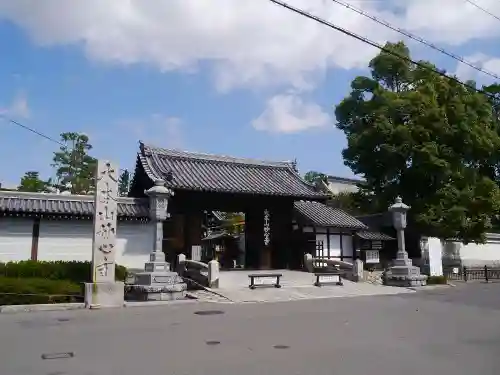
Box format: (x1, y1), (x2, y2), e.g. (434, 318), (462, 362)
(0, 303), (86, 314)
(0, 299), (205, 314)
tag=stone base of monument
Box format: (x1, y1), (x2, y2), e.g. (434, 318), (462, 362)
(383, 256), (428, 287)
(126, 283), (187, 301)
(125, 251), (188, 301)
(84, 281), (125, 309)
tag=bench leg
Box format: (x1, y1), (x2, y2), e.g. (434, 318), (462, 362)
(249, 278), (256, 290)
(275, 276), (281, 288)
(336, 276), (343, 286)
(314, 275), (321, 287)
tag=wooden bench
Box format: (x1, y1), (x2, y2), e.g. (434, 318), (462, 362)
(248, 273), (283, 289)
(314, 272), (344, 287)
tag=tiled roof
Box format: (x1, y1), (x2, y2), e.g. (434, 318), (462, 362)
(0, 191), (149, 218)
(294, 200), (368, 230)
(137, 143), (326, 198)
(356, 231), (394, 241)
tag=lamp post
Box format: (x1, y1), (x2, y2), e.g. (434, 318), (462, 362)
(384, 196), (427, 287)
(388, 196), (410, 260)
(145, 179), (174, 262)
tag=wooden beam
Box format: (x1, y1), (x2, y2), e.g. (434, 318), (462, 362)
(31, 217), (40, 261)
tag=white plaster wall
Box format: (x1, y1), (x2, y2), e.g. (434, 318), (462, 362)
(454, 234), (500, 267)
(1, 218), (152, 269)
(326, 181), (359, 194)
(38, 220), (93, 262)
(315, 233), (353, 259)
(115, 221), (153, 269)
(0, 217), (33, 262)
(342, 235), (354, 259)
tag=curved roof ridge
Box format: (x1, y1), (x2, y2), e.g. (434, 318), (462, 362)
(141, 142), (295, 169)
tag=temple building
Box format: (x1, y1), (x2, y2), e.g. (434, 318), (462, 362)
(0, 142), (393, 270)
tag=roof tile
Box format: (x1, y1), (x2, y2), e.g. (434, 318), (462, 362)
(138, 143), (326, 198)
(294, 200), (368, 230)
(0, 191), (149, 218)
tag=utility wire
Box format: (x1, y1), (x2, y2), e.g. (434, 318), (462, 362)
(465, 0), (500, 23)
(0, 114), (127, 185)
(0, 113), (66, 147)
(267, 0), (498, 100)
(330, 0), (500, 82)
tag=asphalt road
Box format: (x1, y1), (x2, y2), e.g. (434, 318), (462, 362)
(1, 283), (500, 375)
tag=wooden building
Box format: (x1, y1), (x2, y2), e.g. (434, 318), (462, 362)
(0, 142), (393, 271)
(129, 143), (328, 270)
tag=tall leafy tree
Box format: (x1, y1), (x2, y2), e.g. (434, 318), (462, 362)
(335, 41), (500, 243)
(304, 171), (327, 184)
(118, 169), (131, 197)
(17, 171), (52, 193)
(51, 132), (97, 195)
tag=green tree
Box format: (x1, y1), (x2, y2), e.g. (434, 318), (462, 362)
(51, 132), (97, 195)
(326, 191), (374, 216)
(222, 212), (245, 235)
(335, 41), (500, 243)
(17, 171), (52, 193)
(118, 169), (131, 197)
(304, 171), (327, 184)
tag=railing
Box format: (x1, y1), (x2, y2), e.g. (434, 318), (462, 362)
(443, 266), (500, 282)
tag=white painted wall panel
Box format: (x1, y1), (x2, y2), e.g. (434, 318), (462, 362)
(38, 220), (93, 262)
(341, 235), (353, 258)
(327, 181), (359, 194)
(0, 217), (33, 262)
(458, 235), (500, 267)
(115, 221), (153, 270)
(328, 234), (341, 258)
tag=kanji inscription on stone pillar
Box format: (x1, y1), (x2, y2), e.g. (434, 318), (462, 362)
(91, 160), (118, 283)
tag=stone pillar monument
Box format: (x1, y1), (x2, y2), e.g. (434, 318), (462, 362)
(85, 160), (124, 309)
(128, 179), (187, 301)
(384, 197), (427, 287)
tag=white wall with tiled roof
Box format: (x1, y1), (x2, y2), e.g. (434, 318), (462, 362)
(0, 217), (153, 269)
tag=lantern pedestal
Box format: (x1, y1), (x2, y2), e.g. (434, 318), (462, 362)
(125, 179), (187, 301)
(384, 251), (427, 287)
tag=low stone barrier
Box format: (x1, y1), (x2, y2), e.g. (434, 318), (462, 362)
(304, 253), (364, 282)
(176, 254), (220, 288)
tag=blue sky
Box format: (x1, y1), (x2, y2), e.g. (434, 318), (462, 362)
(0, 0), (499, 188)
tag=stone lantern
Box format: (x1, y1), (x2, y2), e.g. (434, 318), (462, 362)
(145, 179), (174, 257)
(384, 196), (427, 287)
(389, 196), (410, 259)
(128, 179), (187, 301)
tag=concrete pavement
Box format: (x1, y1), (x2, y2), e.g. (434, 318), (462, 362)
(1, 282), (499, 375)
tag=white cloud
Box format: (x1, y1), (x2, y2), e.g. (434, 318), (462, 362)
(2, 1), (500, 132)
(0, 92), (30, 119)
(454, 53), (500, 82)
(3, 0), (499, 92)
(252, 93), (330, 133)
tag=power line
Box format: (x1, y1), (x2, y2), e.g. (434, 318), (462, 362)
(0, 114), (66, 147)
(330, 0), (500, 82)
(1, 114), (127, 177)
(465, 0), (500, 23)
(267, 0), (497, 100)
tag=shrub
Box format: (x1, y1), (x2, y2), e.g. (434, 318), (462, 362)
(0, 261), (127, 283)
(426, 275), (448, 285)
(0, 277), (83, 305)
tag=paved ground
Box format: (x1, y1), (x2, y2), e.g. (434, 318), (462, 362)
(1, 282), (500, 375)
(214, 269), (414, 302)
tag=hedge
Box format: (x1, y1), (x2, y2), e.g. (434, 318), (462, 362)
(426, 275), (448, 285)
(0, 260), (127, 283)
(0, 277), (83, 305)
